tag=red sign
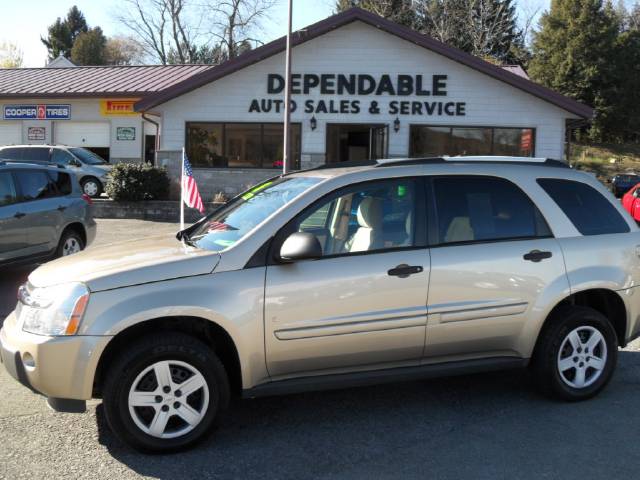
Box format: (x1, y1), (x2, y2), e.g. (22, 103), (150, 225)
(37, 104), (46, 119)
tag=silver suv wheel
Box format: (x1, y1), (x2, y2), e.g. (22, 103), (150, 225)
(61, 236), (82, 256)
(128, 360), (210, 439)
(557, 326), (607, 389)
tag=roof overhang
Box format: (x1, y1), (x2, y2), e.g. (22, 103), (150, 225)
(134, 7), (593, 119)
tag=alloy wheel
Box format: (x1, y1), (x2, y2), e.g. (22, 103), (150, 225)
(557, 326), (607, 389)
(62, 237), (82, 256)
(127, 360), (210, 439)
(83, 181), (99, 197)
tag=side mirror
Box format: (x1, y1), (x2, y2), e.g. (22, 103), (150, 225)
(279, 232), (322, 263)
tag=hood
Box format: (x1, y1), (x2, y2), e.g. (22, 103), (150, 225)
(29, 235), (221, 292)
(88, 164), (112, 174)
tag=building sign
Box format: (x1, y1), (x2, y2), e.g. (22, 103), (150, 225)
(116, 126), (136, 141)
(3, 104), (70, 120)
(27, 126), (46, 141)
(100, 100), (138, 116)
(248, 73), (466, 117)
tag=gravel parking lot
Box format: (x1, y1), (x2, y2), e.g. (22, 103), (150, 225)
(2, 219), (640, 479)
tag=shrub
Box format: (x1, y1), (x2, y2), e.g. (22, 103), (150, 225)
(105, 163), (170, 201)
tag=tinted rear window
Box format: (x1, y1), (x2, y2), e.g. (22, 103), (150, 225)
(433, 176), (551, 244)
(0, 147), (23, 160)
(48, 171), (72, 196)
(538, 179), (630, 235)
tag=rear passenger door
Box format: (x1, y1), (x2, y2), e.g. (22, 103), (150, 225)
(0, 171), (28, 261)
(424, 176), (569, 361)
(13, 169), (63, 254)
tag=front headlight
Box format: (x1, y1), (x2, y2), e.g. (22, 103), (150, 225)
(18, 282), (90, 336)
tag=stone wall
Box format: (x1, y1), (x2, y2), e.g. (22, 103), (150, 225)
(92, 198), (223, 223)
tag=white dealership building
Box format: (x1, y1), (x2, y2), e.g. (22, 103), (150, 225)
(0, 8), (592, 199)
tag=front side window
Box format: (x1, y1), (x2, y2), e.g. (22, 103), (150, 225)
(69, 148), (106, 165)
(433, 176), (550, 245)
(188, 176), (322, 251)
(0, 172), (17, 206)
(51, 149), (76, 166)
(538, 178), (630, 235)
(14, 170), (57, 201)
(292, 179), (419, 256)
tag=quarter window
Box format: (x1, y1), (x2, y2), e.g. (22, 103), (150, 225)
(432, 176), (550, 245)
(293, 179), (420, 256)
(48, 171), (72, 196)
(537, 179), (630, 235)
(0, 172), (16, 206)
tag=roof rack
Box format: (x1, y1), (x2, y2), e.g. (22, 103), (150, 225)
(375, 156), (570, 168)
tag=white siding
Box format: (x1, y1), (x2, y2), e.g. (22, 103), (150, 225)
(156, 21), (577, 159)
(0, 122), (22, 145)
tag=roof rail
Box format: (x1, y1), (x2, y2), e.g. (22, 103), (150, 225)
(0, 159), (65, 169)
(375, 156), (570, 168)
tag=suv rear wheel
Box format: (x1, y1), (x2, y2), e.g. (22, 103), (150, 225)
(81, 177), (102, 197)
(532, 305), (618, 401)
(56, 229), (85, 257)
(102, 333), (229, 453)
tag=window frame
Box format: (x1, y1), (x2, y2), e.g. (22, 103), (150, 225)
(408, 124), (536, 158)
(268, 176), (428, 264)
(426, 174), (553, 248)
(185, 121), (302, 169)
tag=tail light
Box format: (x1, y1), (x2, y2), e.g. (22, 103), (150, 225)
(82, 194), (93, 205)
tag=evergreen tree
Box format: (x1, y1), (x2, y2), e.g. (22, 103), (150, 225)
(529, 0), (620, 140)
(41, 5), (89, 60)
(71, 27), (107, 65)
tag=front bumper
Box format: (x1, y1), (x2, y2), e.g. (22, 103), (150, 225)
(0, 311), (110, 412)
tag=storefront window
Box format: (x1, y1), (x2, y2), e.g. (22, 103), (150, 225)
(409, 126), (535, 157)
(186, 122), (301, 169)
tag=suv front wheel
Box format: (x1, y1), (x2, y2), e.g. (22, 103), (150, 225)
(532, 305), (618, 401)
(102, 333), (230, 452)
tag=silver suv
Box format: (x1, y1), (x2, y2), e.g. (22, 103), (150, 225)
(1, 156), (639, 452)
(0, 145), (111, 197)
(0, 161), (96, 265)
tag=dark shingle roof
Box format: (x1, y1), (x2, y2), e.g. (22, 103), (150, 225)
(0, 64), (214, 98)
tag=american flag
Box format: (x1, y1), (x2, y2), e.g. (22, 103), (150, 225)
(182, 152), (204, 214)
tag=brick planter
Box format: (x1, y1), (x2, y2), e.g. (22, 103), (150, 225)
(92, 199), (224, 223)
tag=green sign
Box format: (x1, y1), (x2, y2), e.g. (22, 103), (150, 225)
(116, 126), (136, 141)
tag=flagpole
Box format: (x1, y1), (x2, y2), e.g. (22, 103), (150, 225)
(180, 147), (185, 232)
(282, 0), (293, 175)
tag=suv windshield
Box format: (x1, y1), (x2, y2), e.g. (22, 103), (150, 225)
(188, 176), (322, 251)
(69, 148), (107, 165)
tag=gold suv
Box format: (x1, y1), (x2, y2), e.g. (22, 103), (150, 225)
(2, 156), (640, 452)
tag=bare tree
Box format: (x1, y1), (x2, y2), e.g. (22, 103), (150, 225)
(105, 36), (147, 65)
(203, 0), (278, 59)
(0, 41), (23, 68)
(117, 0), (201, 64)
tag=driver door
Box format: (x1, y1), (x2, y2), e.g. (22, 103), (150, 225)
(264, 178), (430, 378)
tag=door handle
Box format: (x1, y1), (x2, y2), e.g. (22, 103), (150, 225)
(13, 212), (26, 219)
(523, 250), (552, 262)
(387, 264), (423, 278)
(57, 205), (67, 211)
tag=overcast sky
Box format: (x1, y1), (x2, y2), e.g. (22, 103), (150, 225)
(1, 0), (555, 67)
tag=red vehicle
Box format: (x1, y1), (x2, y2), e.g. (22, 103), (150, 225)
(621, 183), (640, 221)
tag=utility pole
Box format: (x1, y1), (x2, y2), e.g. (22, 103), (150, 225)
(282, 0), (293, 174)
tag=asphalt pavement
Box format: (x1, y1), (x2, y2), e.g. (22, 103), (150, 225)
(1, 219), (640, 479)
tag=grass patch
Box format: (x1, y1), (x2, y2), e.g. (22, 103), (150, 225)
(570, 143), (640, 182)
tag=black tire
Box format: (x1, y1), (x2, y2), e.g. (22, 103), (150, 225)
(56, 228), (85, 258)
(81, 177), (102, 198)
(102, 332), (230, 453)
(531, 305), (618, 401)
